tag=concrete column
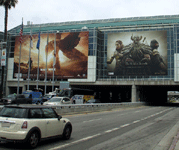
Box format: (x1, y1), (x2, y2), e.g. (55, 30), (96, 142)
(22, 85), (26, 92)
(131, 84), (137, 102)
(6, 87), (10, 96)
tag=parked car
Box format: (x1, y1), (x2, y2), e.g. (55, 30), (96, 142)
(86, 99), (101, 104)
(0, 104), (72, 148)
(0, 94), (32, 105)
(42, 94), (56, 103)
(43, 97), (72, 105)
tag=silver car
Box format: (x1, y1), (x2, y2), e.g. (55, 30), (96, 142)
(43, 97), (72, 105)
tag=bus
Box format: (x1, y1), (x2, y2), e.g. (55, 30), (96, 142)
(56, 88), (95, 104)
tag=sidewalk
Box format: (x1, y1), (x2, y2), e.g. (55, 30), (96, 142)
(153, 119), (179, 150)
(172, 132), (179, 150)
(169, 125), (179, 150)
(174, 140), (179, 150)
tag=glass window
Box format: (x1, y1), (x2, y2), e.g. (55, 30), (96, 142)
(89, 32), (93, 36)
(171, 50), (174, 55)
(9, 53), (14, 58)
(49, 97), (62, 102)
(42, 108), (57, 118)
(7, 94), (16, 98)
(89, 44), (93, 49)
(167, 43), (171, 49)
(29, 109), (43, 118)
(89, 50), (93, 56)
(89, 37), (93, 43)
(64, 98), (70, 102)
(0, 107), (26, 118)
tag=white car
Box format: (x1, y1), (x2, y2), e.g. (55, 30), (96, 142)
(0, 105), (72, 148)
(43, 97), (72, 105)
(42, 94), (56, 103)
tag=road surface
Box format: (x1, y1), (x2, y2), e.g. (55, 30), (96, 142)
(0, 105), (179, 150)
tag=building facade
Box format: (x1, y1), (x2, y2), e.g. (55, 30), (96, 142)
(4, 15), (179, 104)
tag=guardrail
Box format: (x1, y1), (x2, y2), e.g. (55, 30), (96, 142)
(52, 102), (145, 115)
(0, 102), (145, 115)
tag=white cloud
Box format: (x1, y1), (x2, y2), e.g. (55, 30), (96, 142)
(1, 0), (179, 32)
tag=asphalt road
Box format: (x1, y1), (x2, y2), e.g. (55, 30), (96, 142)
(0, 105), (179, 150)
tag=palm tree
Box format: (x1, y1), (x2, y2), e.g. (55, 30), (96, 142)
(0, 0), (18, 41)
(0, 0), (18, 98)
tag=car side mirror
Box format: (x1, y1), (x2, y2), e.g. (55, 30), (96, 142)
(58, 115), (62, 120)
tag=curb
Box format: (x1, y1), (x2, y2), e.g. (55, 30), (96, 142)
(169, 131), (179, 150)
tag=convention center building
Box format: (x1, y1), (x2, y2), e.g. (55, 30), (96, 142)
(3, 14), (179, 103)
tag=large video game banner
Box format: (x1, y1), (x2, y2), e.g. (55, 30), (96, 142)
(107, 30), (168, 76)
(13, 31), (89, 79)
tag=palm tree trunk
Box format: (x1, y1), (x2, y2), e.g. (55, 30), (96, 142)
(4, 5), (8, 42)
(0, 5), (8, 98)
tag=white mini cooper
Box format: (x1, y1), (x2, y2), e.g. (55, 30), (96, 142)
(0, 104), (72, 148)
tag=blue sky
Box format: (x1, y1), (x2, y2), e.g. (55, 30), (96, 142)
(0, 0), (179, 32)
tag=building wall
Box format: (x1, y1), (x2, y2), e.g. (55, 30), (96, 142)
(5, 15), (179, 101)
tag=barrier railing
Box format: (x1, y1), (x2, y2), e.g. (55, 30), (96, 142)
(0, 102), (145, 115)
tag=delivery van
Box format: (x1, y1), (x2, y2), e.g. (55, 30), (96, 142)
(23, 90), (43, 104)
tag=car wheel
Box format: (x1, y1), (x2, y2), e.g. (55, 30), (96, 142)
(62, 125), (72, 140)
(28, 131), (39, 148)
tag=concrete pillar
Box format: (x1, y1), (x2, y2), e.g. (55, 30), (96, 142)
(131, 84), (137, 102)
(22, 85), (26, 92)
(6, 86), (10, 96)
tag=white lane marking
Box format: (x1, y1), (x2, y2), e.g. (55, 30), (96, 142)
(140, 108), (172, 121)
(82, 134), (101, 140)
(133, 120), (140, 124)
(135, 107), (158, 113)
(117, 113), (125, 116)
(83, 118), (102, 123)
(49, 134), (101, 150)
(135, 110), (142, 113)
(105, 128), (119, 133)
(121, 124), (130, 128)
(49, 107), (173, 150)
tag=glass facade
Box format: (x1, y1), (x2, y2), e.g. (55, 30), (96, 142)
(6, 15), (179, 83)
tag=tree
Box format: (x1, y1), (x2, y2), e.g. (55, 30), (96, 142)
(0, 0), (18, 41)
(0, 0), (18, 98)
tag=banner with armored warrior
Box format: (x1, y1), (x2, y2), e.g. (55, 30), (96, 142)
(107, 30), (167, 76)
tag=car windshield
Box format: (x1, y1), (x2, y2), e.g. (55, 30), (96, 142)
(44, 95), (53, 98)
(0, 107), (27, 118)
(7, 94), (16, 98)
(58, 90), (70, 97)
(87, 99), (95, 103)
(48, 98), (62, 102)
(23, 93), (30, 98)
